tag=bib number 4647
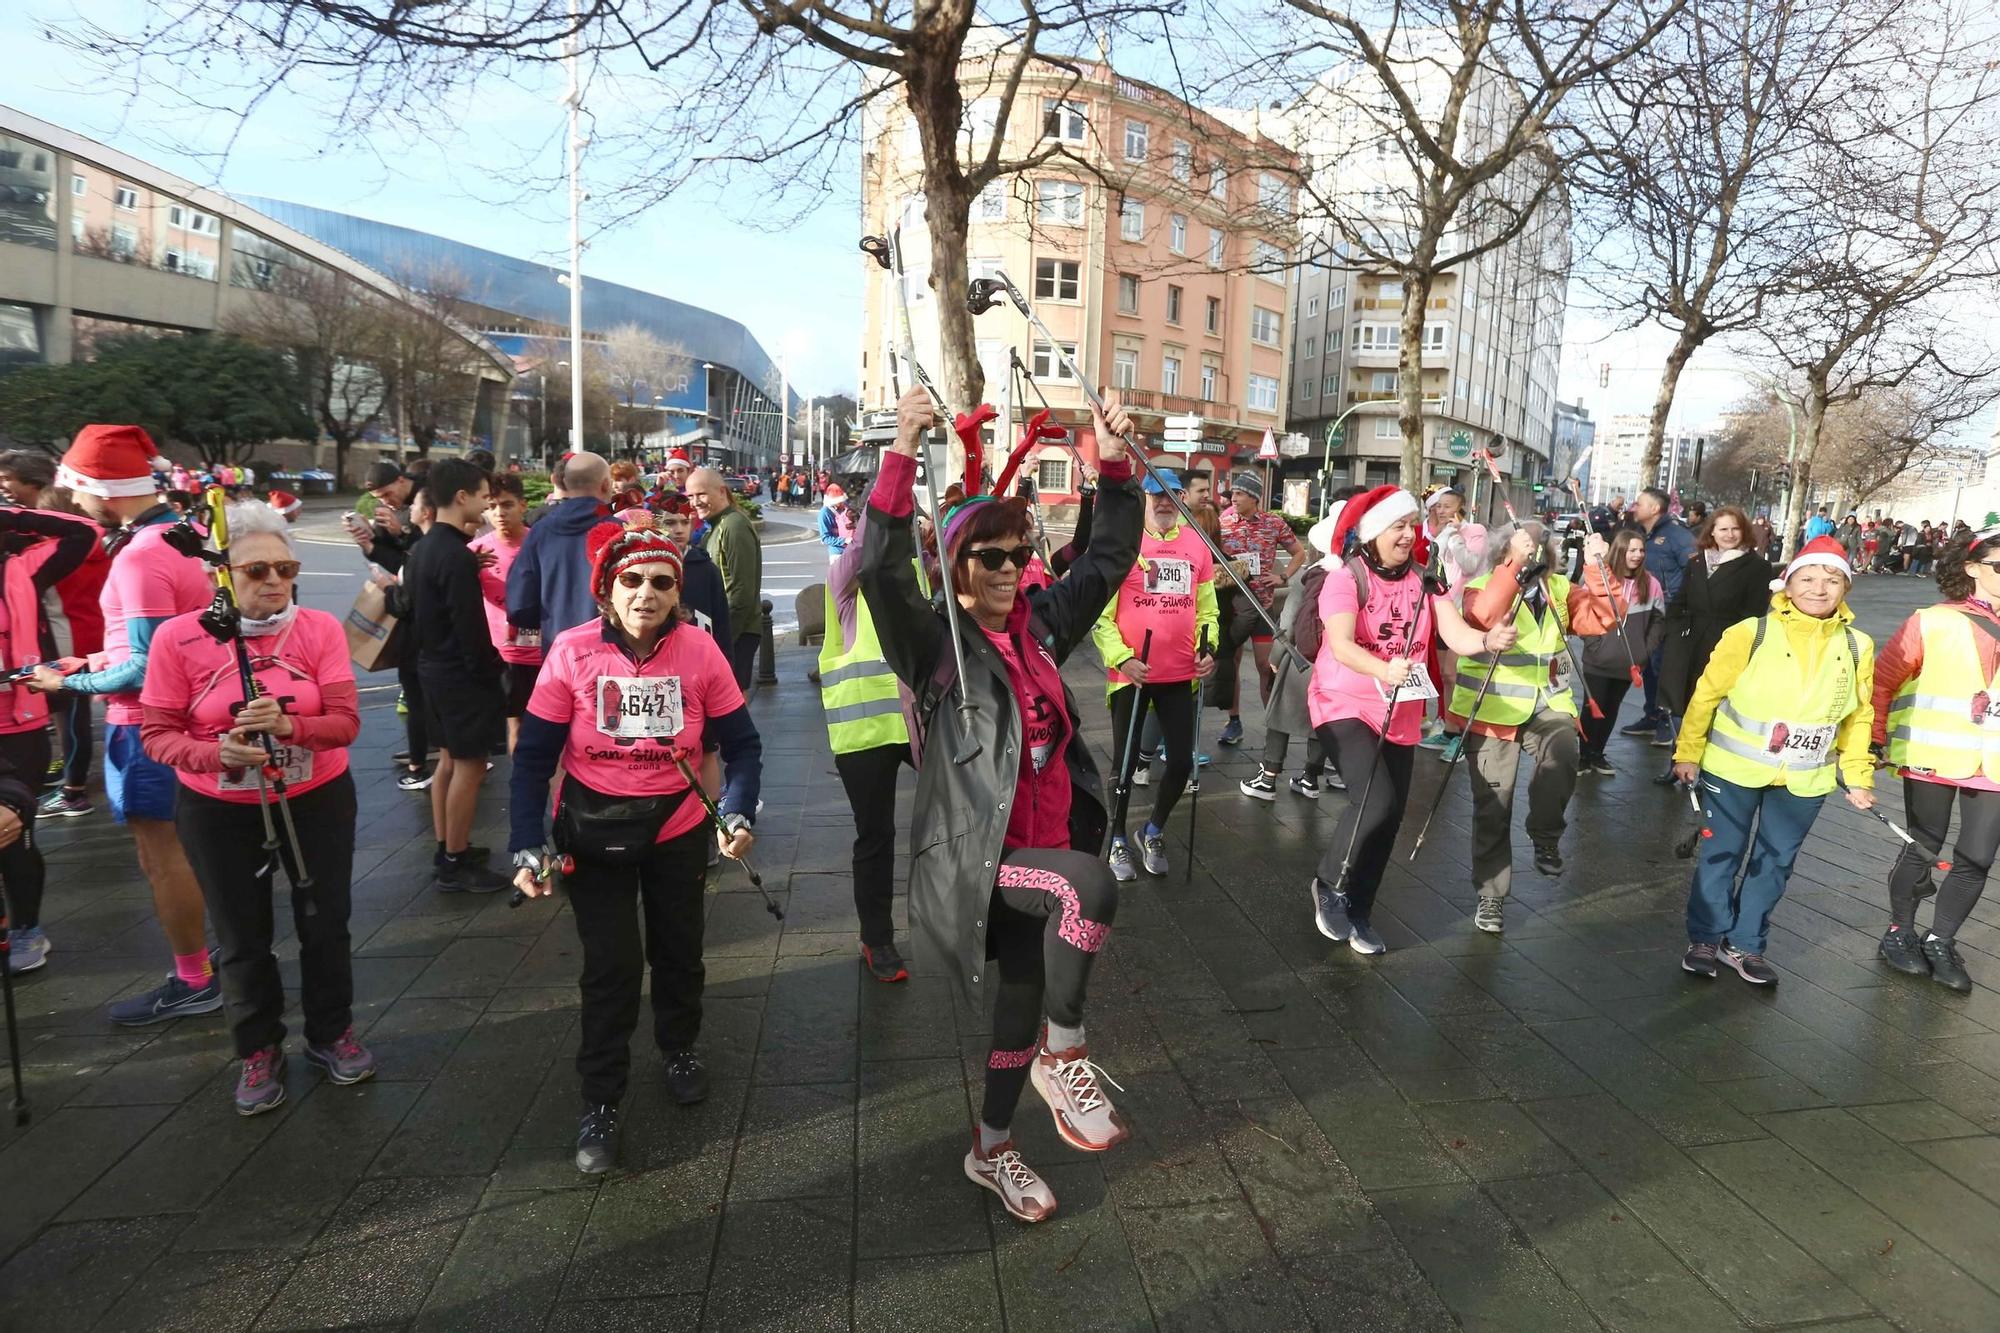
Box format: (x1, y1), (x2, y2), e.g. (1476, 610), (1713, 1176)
(597, 676), (685, 740)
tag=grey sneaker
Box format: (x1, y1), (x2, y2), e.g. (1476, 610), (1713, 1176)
(1721, 944), (1778, 985)
(1310, 878), (1352, 942)
(1139, 829), (1169, 877)
(1474, 897), (1504, 934)
(1532, 839), (1563, 875)
(1348, 920), (1387, 955)
(6, 927), (50, 973)
(1240, 769), (1279, 801)
(576, 1102), (620, 1174)
(304, 1027), (377, 1085)
(234, 1046), (287, 1116)
(1682, 941), (1720, 977)
(1108, 838), (1137, 883)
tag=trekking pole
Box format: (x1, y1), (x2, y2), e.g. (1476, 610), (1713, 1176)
(669, 749), (782, 919)
(1009, 347), (1095, 481)
(861, 231), (982, 764)
(0, 879), (27, 1125)
(507, 850), (575, 909)
(1672, 776), (1709, 859)
(1837, 773), (1951, 870)
(1409, 563), (1546, 857)
(1332, 612), (1425, 893)
(1110, 630), (1154, 840)
(1186, 627), (1212, 883)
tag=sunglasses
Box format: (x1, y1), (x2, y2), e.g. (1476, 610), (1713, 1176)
(1974, 559), (2000, 573)
(962, 544), (1036, 572)
(616, 571), (678, 592)
(232, 560), (301, 581)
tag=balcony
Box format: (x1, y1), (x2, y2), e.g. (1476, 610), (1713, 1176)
(1347, 391), (1445, 407)
(1119, 387), (1238, 420)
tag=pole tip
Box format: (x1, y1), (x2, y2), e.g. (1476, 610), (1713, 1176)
(1700, 828), (1713, 839)
(1939, 861), (1954, 872)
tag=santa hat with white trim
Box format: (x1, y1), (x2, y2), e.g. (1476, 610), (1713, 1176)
(57, 425), (169, 499)
(1772, 534), (1852, 591)
(267, 490), (302, 518)
(1330, 485), (1429, 569)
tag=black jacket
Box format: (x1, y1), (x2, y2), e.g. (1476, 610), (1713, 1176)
(679, 541), (732, 648)
(403, 524), (504, 684)
(1659, 550), (1776, 714)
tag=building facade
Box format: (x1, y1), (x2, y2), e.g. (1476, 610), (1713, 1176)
(1588, 413), (1706, 505)
(858, 56), (1300, 500)
(1552, 398), (1595, 500)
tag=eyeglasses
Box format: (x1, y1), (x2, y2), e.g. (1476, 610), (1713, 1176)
(616, 571), (678, 592)
(963, 544), (1036, 572)
(1974, 559), (2000, 573)
(231, 560), (301, 581)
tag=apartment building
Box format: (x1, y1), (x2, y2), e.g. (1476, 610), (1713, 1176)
(859, 56), (1299, 500)
(1277, 32), (1568, 513)
(1589, 413), (1704, 504)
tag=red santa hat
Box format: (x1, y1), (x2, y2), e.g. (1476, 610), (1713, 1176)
(663, 449), (692, 472)
(56, 424), (169, 498)
(822, 483), (847, 507)
(267, 490), (302, 517)
(1330, 485), (1428, 566)
(587, 521), (683, 600)
(1775, 535), (1853, 590)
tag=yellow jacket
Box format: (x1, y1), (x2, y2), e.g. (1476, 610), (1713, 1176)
(1674, 593), (1876, 789)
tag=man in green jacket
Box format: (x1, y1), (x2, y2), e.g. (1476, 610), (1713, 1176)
(690, 467), (764, 687)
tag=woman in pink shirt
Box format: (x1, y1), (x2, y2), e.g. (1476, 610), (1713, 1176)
(138, 502), (369, 1115)
(1306, 487), (1524, 955)
(509, 525), (762, 1175)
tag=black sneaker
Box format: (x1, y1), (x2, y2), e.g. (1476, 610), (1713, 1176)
(1591, 757), (1616, 776)
(1239, 768), (1279, 801)
(1619, 717), (1659, 738)
(434, 844), (492, 869)
(396, 766), (434, 792)
(860, 939), (909, 983)
(434, 857), (507, 894)
(576, 1102), (620, 1174)
(663, 1049), (709, 1105)
(1879, 924), (1929, 976)
(1922, 934), (1972, 993)
(1532, 839), (1563, 875)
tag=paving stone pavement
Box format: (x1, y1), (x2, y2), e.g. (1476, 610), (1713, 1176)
(5, 569), (2000, 1331)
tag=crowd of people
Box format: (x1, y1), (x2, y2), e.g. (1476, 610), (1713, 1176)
(0, 407), (1990, 1223)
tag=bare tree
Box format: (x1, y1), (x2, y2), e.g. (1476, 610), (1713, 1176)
(1252, 0), (1684, 485)
(597, 323), (693, 453)
(377, 266), (495, 458)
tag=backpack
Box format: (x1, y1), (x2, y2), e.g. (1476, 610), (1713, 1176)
(1291, 565), (1331, 663)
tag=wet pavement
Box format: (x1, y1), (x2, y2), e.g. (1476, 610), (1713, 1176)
(4, 566), (1999, 1331)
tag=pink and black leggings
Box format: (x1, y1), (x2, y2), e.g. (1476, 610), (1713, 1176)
(981, 846), (1119, 1130)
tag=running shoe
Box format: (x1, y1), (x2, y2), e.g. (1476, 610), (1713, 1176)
(39, 790), (93, 818)
(1651, 720), (1677, 747)
(396, 767), (434, 792)
(1619, 716), (1660, 738)
(1108, 838), (1137, 883)
(1131, 763), (1150, 788)
(1533, 838), (1563, 875)
(1721, 944), (1778, 985)
(1321, 769), (1346, 792)
(576, 1103), (620, 1174)
(1921, 934), (1972, 993)
(1030, 1045), (1131, 1152)
(1417, 727), (1453, 752)
(1154, 744), (1212, 768)
(1348, 920), (1387, 956)
(6, 927), (50, 973)
(433, 844), (492, 868)
(1240, 768), (1279, 801)
(1878, 924), (1928, 976)
(1591, 757), (1616, 776)
(663, 1049), (709, 1105)
(434, 858), (507, 894)
(1140, 828), (1169, 877)
(1288, 775), (1321, 800)
(1219, 716), (1244, 746)
(965, 1139), (1056, 1223)
(234, 1046), (287, 1116)
(1681, 941), (1719, 977)
(860, 939), (909, 983)
(1437, 735), (1463, 764)
(1474, 897), (1504, 934)
(304, 1027), (377, 1084)
(1310, 878), (1352, 942)
(108, 972), (224, 1026)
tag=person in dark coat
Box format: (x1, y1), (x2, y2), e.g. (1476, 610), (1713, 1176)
(1657, 504), (1776, 779)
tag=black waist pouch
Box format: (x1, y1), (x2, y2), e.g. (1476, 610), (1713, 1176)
(555, 776), (692, 865)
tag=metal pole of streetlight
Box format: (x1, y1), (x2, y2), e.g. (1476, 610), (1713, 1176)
(1316, 399), (1370, 519)
(564, 0), (586, 453)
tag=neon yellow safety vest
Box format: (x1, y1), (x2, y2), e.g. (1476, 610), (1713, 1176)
(819, 581), (909, 755)
(1449, 573), (1578, 726)
(1885, 606), (2000, 780)
(1702, 617), (1861, 797)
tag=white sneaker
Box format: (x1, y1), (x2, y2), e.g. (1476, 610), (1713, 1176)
(1031, 1045), (1131, 1152)
(1131, 764), (1150, 787)
(965, 1140), (1056, 1223)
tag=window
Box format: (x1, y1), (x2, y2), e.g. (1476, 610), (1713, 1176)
(1371, 371), (1398, 393)
(70, 214), (83, 242)
(1258, 172), (1292, 214)
(1459, 330), (1473, 355)
(70, 174), (85, 196)
(1113, 347), (1139, 390)
(1330, 284), (1346, 308)
(970, 256), (1004, 282)
(1327, 329), (1342, 352)
(1199, 363), (1217, 401)
(110, 223), (138, 257)
(113, 185), (138, 211)
(1119, 198), (1144, 242)
(1209, 164), (1227, 201)
(1172, 140), (1192, 182)
(1037, 458), (1070, 493)
(1124, 120), (1149, 162)
(1422, 322), (1448, 352)
(1035, 180), (1084, 225)
(976, 181), (1006, 221)
(1034, 259), (1081, 301)
(962, 98), (998, 150)
(1379, 279), (1404, 299)
(1204, 296), (1221, 334)
(1375, 417), (1400, 439)
(1322, 375), (1339, 396)
(167, 205), (220, 236)
(1169, 213), (1187, 254)
(1166, 285), (1183, 324)
(1456, 376), (1469, 400)
(1305, 295), (1320, 319)
(1044, 99), (1087, 142)
(1250, 306), (1281, 346)
(1207, 228), (1224, 268)
(1303, 336), (1317, 359)
(1356, 324), (1396, 350)
(1248, 374), (1279, 412)
(1032, 340), (1078, 381)
(1253, 239), (1284, 273)
(1162, 355), (1182, 395)
(1117, 273), (1140, 315)
(164, 246), (186, 272)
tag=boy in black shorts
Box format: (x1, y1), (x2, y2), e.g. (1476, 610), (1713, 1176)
(404, 458), (508, 892)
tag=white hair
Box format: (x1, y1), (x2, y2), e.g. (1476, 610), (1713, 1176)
(221, 500), (294, 551)
(1479, 519), (1558, 578)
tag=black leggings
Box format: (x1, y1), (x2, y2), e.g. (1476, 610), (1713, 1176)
(981, 846), (1118, 1130)
(397, 659), (429, 764)
(1579, 673), (1632, 762)
(1889, 777), (2000, 939)
(832, 741), (912, 947)
(58, 693), (92, 792)
(1313, 720), (1416, 922)
(1108, 681), (1197, 834)
(0, 728), (49, 930)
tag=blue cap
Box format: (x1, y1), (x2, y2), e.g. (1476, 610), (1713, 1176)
(1143, 469), (1185, 495)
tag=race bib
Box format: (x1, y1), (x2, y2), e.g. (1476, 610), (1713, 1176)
(596, 675), (685, 740)
(1550, 652), (1572, 695)
(1773, 722), (1835, 768)
(508, 626), (542, 649)
(1145, 558), (1195, 598)
(219, 745), (312, 792)
(1242, 551), (1262, 577)
(1378, 660), (1438, 703)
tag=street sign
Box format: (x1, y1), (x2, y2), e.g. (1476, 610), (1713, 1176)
(1257, 427), (1279, 460)
(1447, 429), (1472, 459)
(1279, 432), (1311, 458)
(1325, 423), (1345, 450)
(1162, 413), (1204, 454)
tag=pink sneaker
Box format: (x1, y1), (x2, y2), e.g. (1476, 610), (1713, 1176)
(1030, 1045), (1131, 1152)
(233, 1046), (287, 1116)
(964, 1138), (1056, 1223)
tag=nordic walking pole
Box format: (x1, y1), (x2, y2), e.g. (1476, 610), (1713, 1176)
(669, 749), (782, 919)
(1333, 608), (1425, 893)
(1110, 630), (1154, 841)
(861, 231), (983, 764)
(1837, 773), (1951, 870)
(0, 881), (27, 1125)
(970, 272), (1301, 670)
(1409, 563), (1547, 858)
(1186, 627), (1213, 884)
(1009, 348), (1094, 481)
